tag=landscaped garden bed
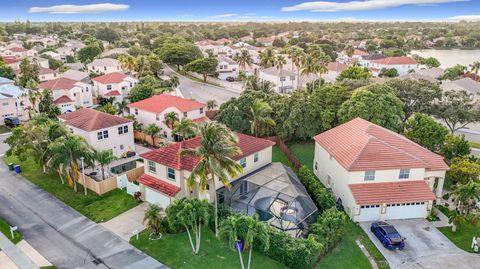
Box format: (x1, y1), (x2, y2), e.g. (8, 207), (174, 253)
(437, 205), (480, 253)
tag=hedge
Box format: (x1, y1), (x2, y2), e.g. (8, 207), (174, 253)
(297, 165), (336, 211)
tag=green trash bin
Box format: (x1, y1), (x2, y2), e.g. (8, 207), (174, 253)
(8, 163), (14, 171)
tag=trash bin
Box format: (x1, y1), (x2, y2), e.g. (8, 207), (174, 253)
(8, 163), (14, 171)
(14, 165), (21, 174)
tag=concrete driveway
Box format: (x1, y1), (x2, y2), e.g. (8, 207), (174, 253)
(360, 219), (480, 269)
(101, 202), (148, 240)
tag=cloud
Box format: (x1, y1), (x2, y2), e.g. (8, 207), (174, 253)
(29, 3), (129, 14)
(209, 13), (237, 18)
(282, 0), (468, 12)
(448, 14), (480, 21)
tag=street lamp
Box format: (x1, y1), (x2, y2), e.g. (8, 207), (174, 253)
(80, 156), (87, 196)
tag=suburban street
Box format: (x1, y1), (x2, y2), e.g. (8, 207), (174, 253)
(163, 64), (240, 105)
(0, 134), (167, 269)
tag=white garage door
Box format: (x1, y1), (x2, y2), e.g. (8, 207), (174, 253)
(358, 204), (381, 222)
(386, 202), (427, 220)
(145, 187), (171, 208)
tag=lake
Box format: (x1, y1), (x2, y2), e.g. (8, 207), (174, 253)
(410, 49), (480, 69)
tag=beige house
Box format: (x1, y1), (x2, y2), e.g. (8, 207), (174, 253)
(313, 118), (448, 222)
(0, 80), (29, 124)
(39, 77), (93, 113)
(87, 58), (122, 74)
(92, 72), (138, 103)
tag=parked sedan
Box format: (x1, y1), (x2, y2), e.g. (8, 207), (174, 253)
(371, 221), (405, 250)
(4, 117), (20, 128)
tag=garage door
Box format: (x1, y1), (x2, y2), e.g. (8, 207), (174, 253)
(358, 204), (381, 222)
(145, 187), (171, 208)
(386, 202), (427, 220)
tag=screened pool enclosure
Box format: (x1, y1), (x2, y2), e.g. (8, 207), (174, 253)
(217, 163), (318, 237)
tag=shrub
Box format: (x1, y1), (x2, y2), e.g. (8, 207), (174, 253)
(297, 165), (336, 212)
(311, 208), (347, 251)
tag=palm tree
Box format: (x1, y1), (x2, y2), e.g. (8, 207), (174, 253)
(143, 203), (164, 239)
(234, 49), (252, 72)
(274, 55), (287, 90)
(170, 75), (180, 96)
(93, 149), (116, 181)
(345, 44), (355, 58)
(259, 48), (275, 68)
(244, 76), (274, 94)
(116, 100), (128, 116)
(470, 61), (480, 76)
(250, 99), (275, 137)
(48, 134), (91, 192)
(136, 55), (149, 76)
(453, 181), (480, 216)
(301, 53), (319, 84)
(180, 121), (243, 237)
(172, 118), (197, 141)
(219, 215), (269, 269)
(286, 46), (305, 81)
(25, 78), (41, 116)
(206, 99), (218, 110)
(164, 111), (179, 128)
(448, 210), (465, 232)
(144, 123), (162, 146)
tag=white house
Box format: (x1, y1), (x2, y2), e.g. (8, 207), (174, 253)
(358, 54), (386, 68)
(216, 56), (239, 80)
(92, 72), (138, 103)
(259, 67), (298, 94)
(325, 62), (348, 82)
(58, 108), (134, 158)
(41, 51), (62, 61)
(370, 56), (418, 76)
(0, 79), (29, 124)
(128, 94), (208, 141)
(313, 118), (448, 222)
(39, 77), (93, 113)
(38, 67), (59, 82)
(87, 58), (122, 74)
(137, 133), (275, 208)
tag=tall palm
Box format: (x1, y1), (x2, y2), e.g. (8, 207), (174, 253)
(206, 99), (218, 110)
(48, 134), (91, 192)
(470, 61), (480, 76)
(144, 123), (162, 146)
(143, 204), (164, 238)
(345, 44), (354, 58)
(286, 46), (305, 81)
(136, 55), (149, 76)
(164, 111), (179, 128)
(453, 181), (480, 216)
(93, 149), (116, 181)
(301, 54), (319, 84)
(274, 55), (287, 89)
(244, 76), (274, 94)
(259, 48), (275, 68)
(25, 78), (41, 116)
(180, 121), (243, 237)
(250, 99), (275, 137)
(172, 118), (197, 141)
(234, 49), (252, 72)
(116, 100), (128, 116)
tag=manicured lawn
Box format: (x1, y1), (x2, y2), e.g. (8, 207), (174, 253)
(4, 155), (139, 223)
(130, 228), (287, 269)
(0, 125), (11, 134)
(272, 146), (292, 166)
(437, 206), (480, 253)
(0, 218), (22, 244)
(287, 141), (316, 170)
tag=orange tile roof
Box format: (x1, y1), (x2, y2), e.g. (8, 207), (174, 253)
(39, 77), (78, 90)
(137, 174), (180, 197)
(104, 90), (121, 96)
(92, 72), (127, 84)
(192, 116), (209, 123)
(39, 67), (57, 75)
(314, 118), (448, 171)
(10, 47), (27, 52)
(140, 133), (275, 171)
(53, 95), (73, 104)
(349, 180), (436, 205)
(373, 56), (417, 65)
(58, 108), (131, 131)
(2, 57), (20, 64)
(128, 94), (206, 113)
(327, 62), (348, 72)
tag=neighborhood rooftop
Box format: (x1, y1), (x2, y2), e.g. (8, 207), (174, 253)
(128, 94), (207, 113)
(58, 107), (131, 131)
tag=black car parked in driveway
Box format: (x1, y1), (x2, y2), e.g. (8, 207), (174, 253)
(4, 117), (20, 128)
(371, 221), (405, 250)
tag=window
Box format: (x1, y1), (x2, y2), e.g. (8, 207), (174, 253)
(364, 170), (375, 181)
(200, 108), (204, 114)
(107, 85), (112, 90)
(134, 109), (138, 115)
(118, 126), (123, 134)
(123, 125), (128, 133)
(280, 76), (286, 81)
(118, 125), (128, 135)
(104, 66), (107, 71)
(156, 114), (160, 121)
(103, 130), (109, 139)
(254, 153), (259, 163)
(129, 82), (132, 87)
(399, 169), (410, 179)
(315, 161), (318, 170)
(148, 160), (156, 173)
(163, 131), (167, 138)
(290, 76), (295, 81)
(120, 144), (124, 150)
(2, 102), (8, 107)
(183, 112), (188, 117)
(240, 158), (246, 168)
(167, 168), (175, 181)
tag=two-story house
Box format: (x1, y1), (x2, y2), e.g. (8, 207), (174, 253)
(137, 133), (275, 208)
(370, 56), (418, 76)
(39, 77), (93, 113)
(259, 67), (298, 94)
(0, 79), (29, 124)
(38, 67), (59, 82)
(313, 118), (448, 222)
(87, 58), (122, 74)
(216, 56), (239, 80)
(92, 72), (138, 103)
(58, 108), (134, 158)
(128, 94), (208, 141)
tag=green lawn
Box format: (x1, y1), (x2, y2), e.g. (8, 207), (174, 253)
(130, 228), (287, 269)
(0, 125), (11, 134)
(468, 141), (480, 149)
(287, 141), (316, 170)
(272, 146), (292, 166)
(437, 206), (480, 252)
(4, 155), (139, 223)
(0, 218), (22, 244)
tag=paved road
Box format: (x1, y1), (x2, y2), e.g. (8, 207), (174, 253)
(0, 135), (167, 269)
(163, 65), (240, 105)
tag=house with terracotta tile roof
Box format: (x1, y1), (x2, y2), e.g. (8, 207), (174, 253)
(259, 67), (298, 94)
(128, 94), (208, 141)
(216, 56), (239, 80)
(0, 46), (37, 59)
(136, 133), (275, 208)
(1, 57), (21, 70)
(39, 77), (93, 113)
(370, 56), (418, 76)
(38, 67), (59, 82)
(58, 108), (134, 157)
(313, 118), (448, 222)
(92, 72), (138, 103)
(325, 62), (348, 82)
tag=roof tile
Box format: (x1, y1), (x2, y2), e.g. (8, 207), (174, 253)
(58, 108), (131, 131)
(128, 94), (206, 113)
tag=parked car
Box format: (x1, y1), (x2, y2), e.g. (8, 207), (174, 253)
(226, 76), (235, 82)
(371, 221), (405, 250)
(4, 117), (20, 128)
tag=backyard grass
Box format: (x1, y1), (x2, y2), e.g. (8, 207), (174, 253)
(437, 206), (480, 253)
(272, 146), (292, 166)
(0, 218), (22, 244)
(0, 125), (11, 134)
(130, 228), (287, 269)
(3, 155), (139, 223)
(287, 141), (316, 170)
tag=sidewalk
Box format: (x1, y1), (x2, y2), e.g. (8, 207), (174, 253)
(0, 233), (39, 269)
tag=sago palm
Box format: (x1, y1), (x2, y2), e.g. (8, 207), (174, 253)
(143, 203), (164, 238)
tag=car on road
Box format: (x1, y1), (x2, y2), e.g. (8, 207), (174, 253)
(4, 117), (21, 128)
(371, 221), (405, 250)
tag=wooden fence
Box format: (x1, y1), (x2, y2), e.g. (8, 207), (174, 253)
(265, 136), (302, 171)
(77, 174), (117, 195)
(125, 165), (144, 182)
(206, 110), (219, 120)
(134, 131), (161, 147)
